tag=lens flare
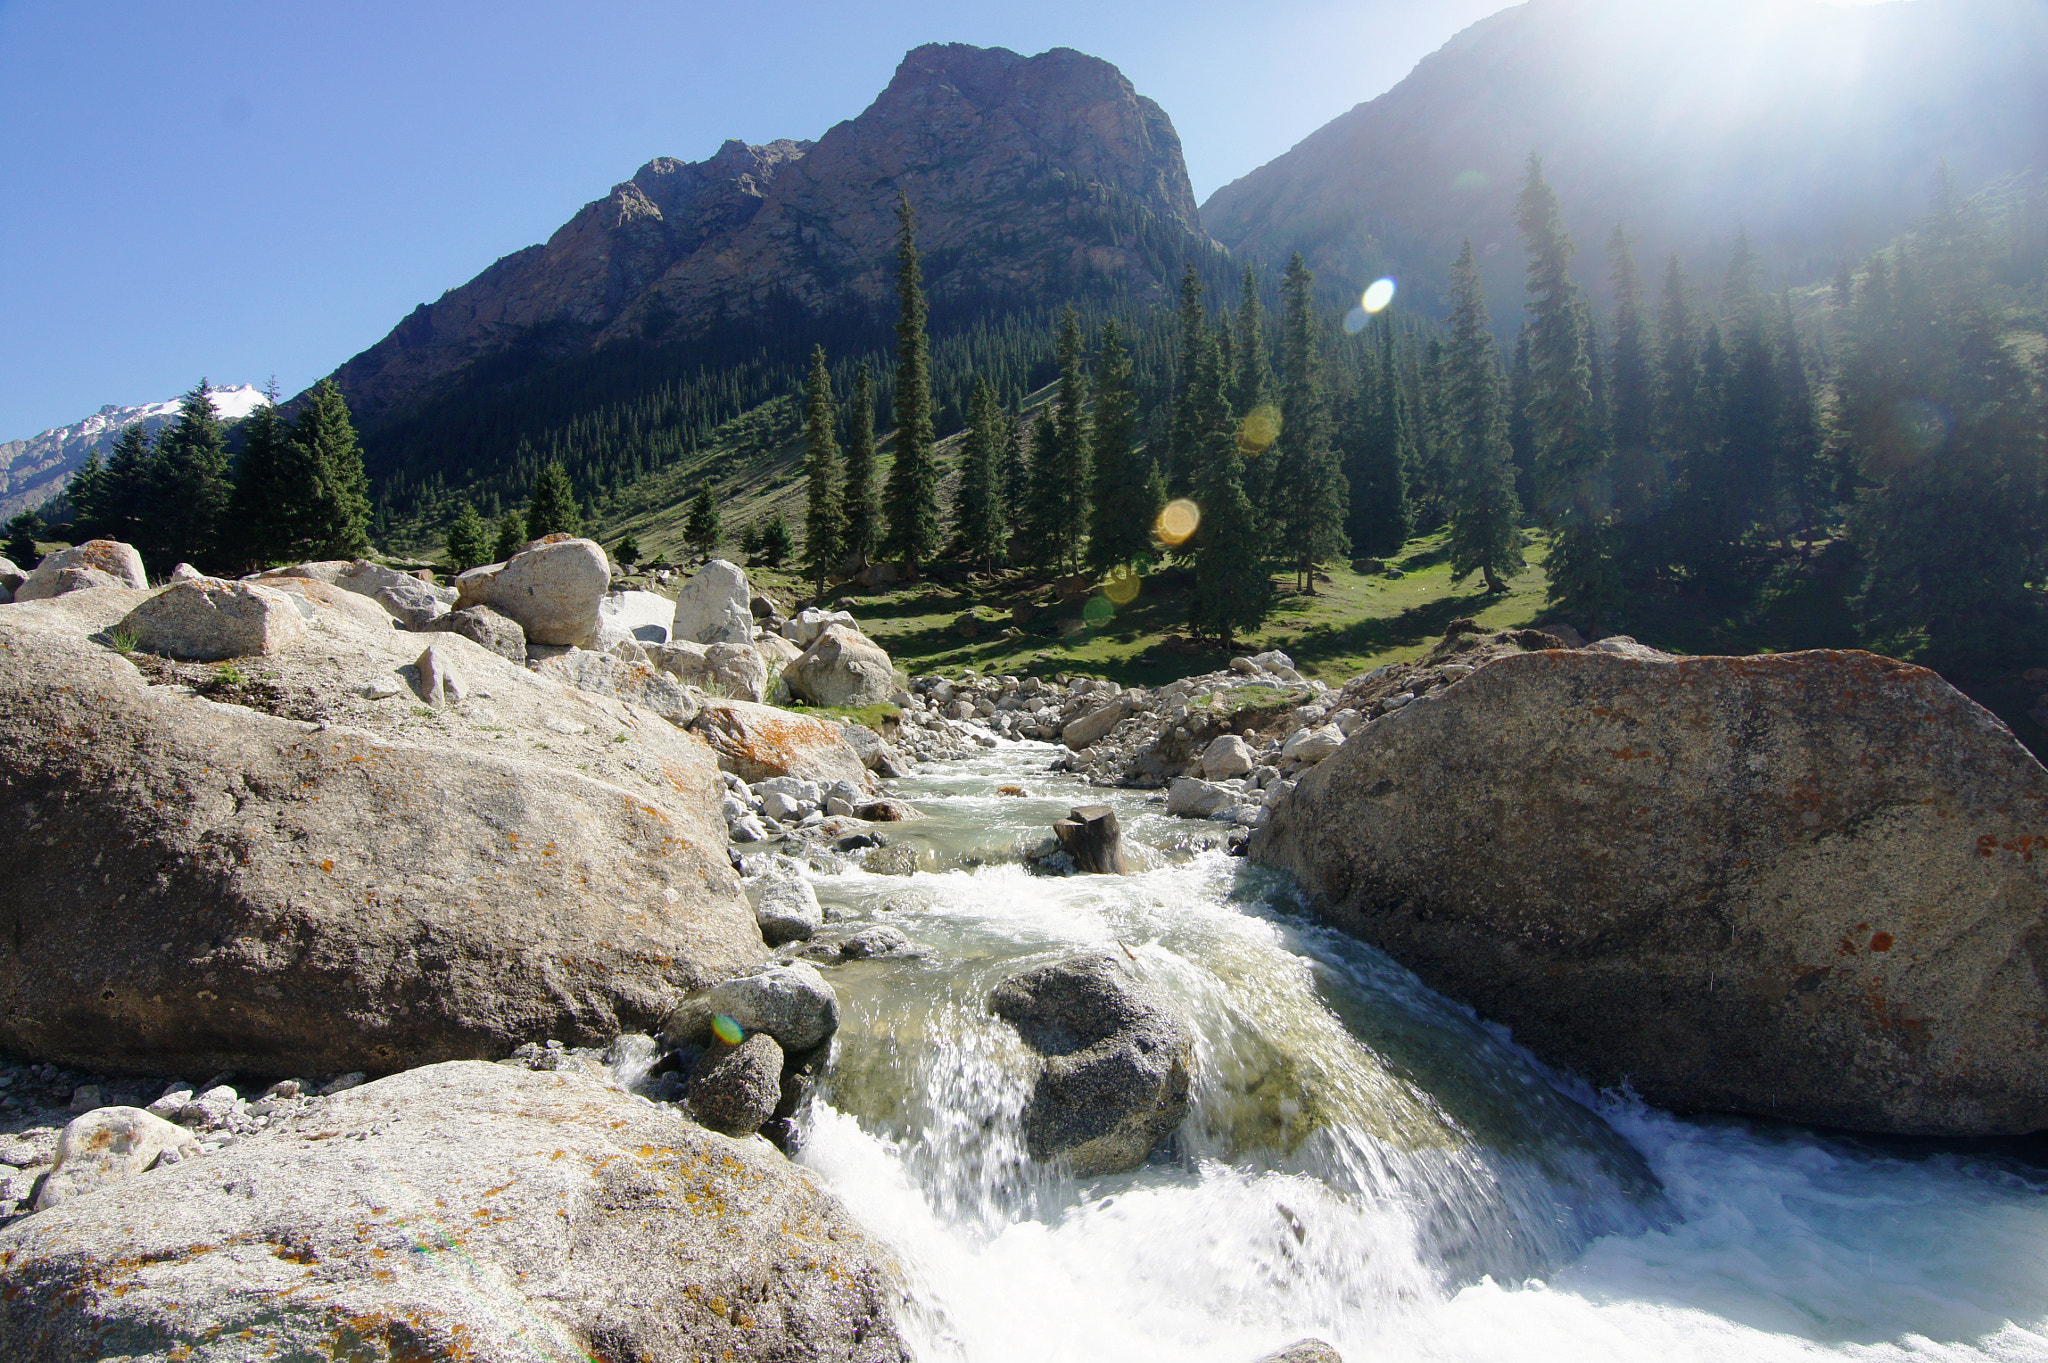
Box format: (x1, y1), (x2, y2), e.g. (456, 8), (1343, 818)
(711, 1014), (744, 1045)
(1343, 305), (1370, 334)
(1362, 278), (1397, 314)
(1102, 563), (1141, 606)
(1082, 595), (1114, 626)
(1155, 499), (1200, 547)
(1237, 403), (1281, 454)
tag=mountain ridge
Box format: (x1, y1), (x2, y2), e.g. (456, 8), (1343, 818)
(0, 385), (267, 521)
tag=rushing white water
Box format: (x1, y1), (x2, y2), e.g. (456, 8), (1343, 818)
(777, 741), (2048, 1363)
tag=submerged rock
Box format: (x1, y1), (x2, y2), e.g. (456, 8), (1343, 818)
(1254, 648), (2048, 1137)
(989, 951), (1196, 1175)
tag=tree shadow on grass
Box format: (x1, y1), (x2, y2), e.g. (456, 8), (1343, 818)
(1292, 588), (1525, 667)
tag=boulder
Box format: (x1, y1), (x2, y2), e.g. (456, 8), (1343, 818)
(412, 641), (469, 707)
(654, 640), (768, 703)
(1281, 723), (1346, 765)
(988, 952), (1197, 1175)
(0, 555), (23, 592)
(784, 607), (858, 646)
(596, 588), (674, 648)
(32, 1106), (202, 1211)
(0, 590), (761, 1078)
(1254, 1343), (1345, 1363)
(663, 962), (840, 1053)
(757, 632), (804, 667)
(335, 559), (454, 628)
(755, 876), (822, 945)
(250, 560), (352, 586)
(839, 721), (910, 778)
(418, 602), (527, 662)
(786, 624), (897, 709)
(13, 539), (148, 600)
(167, 562), (204, 582)
(687, 1031), (785, 1136)
(1253, 648), (2048, 1136)
(0, 1063), (909, 1362)
(1201, 734), (1256, 780)
(690, 699), (871, 787)
(1166, 776), (1236, 819)
(534, 649), (701, 726)
(256, 576), (397, 632)
(670, 558), (753, 645)
(1062, 697), (1129, 750)
(114, 578), (307, 661)
(455, 537), (610, 647)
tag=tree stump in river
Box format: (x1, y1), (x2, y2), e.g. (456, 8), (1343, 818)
(1054, 805), (1130, 874)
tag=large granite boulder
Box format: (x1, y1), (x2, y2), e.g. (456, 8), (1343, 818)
(534, 648), (701, 726)
(334, 559), (455, 627)
(988, 951), (1196, 1175)
(671, 559), (754, 645)
(0, 585), (762, 1078)
(655, 639), (769, 703)
(690, 699), (872, 787)
(1253, 648), (2048, 1136)
(454, 537), (610, 647)
(32, 1106), (202, 1211)
(13, 539), (148, 600)
(596, 587), (675, 648)
(418, 602), (526, 661)
(0, 1062), (910, 1363)
(785, 624), (897, 709)
(252, 576), (396, 632)
(113, 578), (307, 660)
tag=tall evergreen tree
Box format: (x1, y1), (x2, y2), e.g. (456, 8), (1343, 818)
(526, 460), (580, 540)
(1231, 265), (1270, 418)
(1167, 265), (1208, 494)
(285, 379), (373, 561)
(1272, 253), (1348, 591)
(491, 511), (525, 564)
(998, 399), (1028, 521)
(760, 512), (793, 568)
(1087, 319), (1156, 574)
(1346, 319), (1414, 557)
(684, 482), (720, 557)
(148, 380), (232, 569)
(1442, 242), (1526, 593)
(1772, 294), (1828, 553)
(1185, 334), (1271, 649)
(953, 376), (1008, 572)
(801, 344), (843, 597)
(224, 388), (293, 567)
(1607, 227), (1659, 529)
(1028, 306), (1092, 572)
(4, 510), (43, 567)
(445, 502), (490, 572)
(65, 451), (108, 541)
(881, 195), (941, 575)
(841, 364), (879, 568)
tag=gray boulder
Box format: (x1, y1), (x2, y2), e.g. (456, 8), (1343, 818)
(988, 951), (1197, 1175)
(687, 1031), (785, 1136)
(114, 578), (308, 660)
(0, 1063), (909, 1362)
(785, 624), (897, 709)
(1281, 723), (1346, 765)
(412, 641), (469, 707)
(334, 560), (454, 628)
(534, 649), (701, 726)
(755, 875), (823, 945)
(1254, 648), (2048, 1136)
(1167, 776), (1236, 819)
(455, 537), (610, 647)
(596, 588), (674, 648)
(13, 539), (148, 600)
(1062, 697), (1130, 750)
(0, 586), (762, 1078)
(839, 721), (910, 778)
(664, 962), (840, 1053)
(419, 603), (527, 662)
(690, 699), (871, 786)
(1200, 734), (1256, 779)
(671, 558), (754, 645)
(32, 1106), (201, 1211)
(0, 555), (23, 592)
(654, 639), (769, 703)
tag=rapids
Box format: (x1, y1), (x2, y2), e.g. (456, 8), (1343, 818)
(774, 740), (2048, 1362)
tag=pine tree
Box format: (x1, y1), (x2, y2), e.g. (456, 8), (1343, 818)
(1772, 294), (1828, 554)
(1087, 319), (1155, 574)
(1442, 241), (1525, 593)
(801, 345), (843, 597)
(279, 378), (372, 561)
(953, 376), (1008, 571)
(999, 399), (1028, 519)
(1516, 156), (1615, 623)
(1346, 318), (1414, 557)
(1028, 306), (1092, 572)
(760, 512), (793, 568)
(4, 510), (43, 567)
(881, 195), (941, 575)
(1230, 265), (1270, 418)
(65, 451), (107, 541)
(1607, 227), (1659, 529)
(841, 364), (879, 568)
(224, 388), (293, 567)
(1272, 253), (1349, 591)
(491, 511), (525, 563)
(445, 501), (490, 572)
(685, 483), (720, 558)
(1184, 323), (1272, 649)
(148, 380), (232, 570)
(1167, 265), (1208, 494)
(614, 531), (641, 567)
(526, 460), (580, 540)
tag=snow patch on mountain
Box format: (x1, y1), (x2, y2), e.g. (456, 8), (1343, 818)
(0, 385), (268, 520)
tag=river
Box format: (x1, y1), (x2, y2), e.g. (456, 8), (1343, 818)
(776, 739), (2048, 1362)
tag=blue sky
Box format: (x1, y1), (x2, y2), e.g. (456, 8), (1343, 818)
(0, 0), (1887, 440)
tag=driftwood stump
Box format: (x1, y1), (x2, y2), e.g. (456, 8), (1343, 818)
(1053, 805), (1130, 874)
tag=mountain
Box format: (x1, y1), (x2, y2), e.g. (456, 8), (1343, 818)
(1202, 0), (2048, 311)
(0, 385), (268, 520)
(335, 43), (1208, 433)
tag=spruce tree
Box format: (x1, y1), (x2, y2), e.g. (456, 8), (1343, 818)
(1020, 414), (1061, 567)
(841, 364), (879, 568)
(953, 376), (1008, 572)
(999, 402), (1028, 519)
(614, 531), (641, 568)
(4, 510), (43, 567)
(225, 389), (293, 567)
(1167, 265), (1208, 494)
(1029, 306), (1092, 573)
(1772, 294), (1828, 553)
(491, 511), (525, 563)
(1087, 319), (1155, 574)
(65, 451), (107, 541)
(684, 483), (720, 558)
(1346, 318), (1414, 557)
(760, 512), (793, 568)
(277, 379), (372, 561)
(881, 195), (941, 575)
(526, 460), (580, 540)
(445, 501), (490, 572)
(1442, 241), (1525, 593)
(1607, 227), (1659, 528)
(148, 380), (232, 570)
(801, 345), (843, 597)
(1272, 253), (1349, 592)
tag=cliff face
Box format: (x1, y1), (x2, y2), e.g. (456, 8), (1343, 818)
(1202, 0), (2048, 306)
(334, 44), (1204, 425)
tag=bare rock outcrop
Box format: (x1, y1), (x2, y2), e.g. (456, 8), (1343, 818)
(0, 1062), (910, 1362)
(0, 584), (762, 1078)
(1253, 647), (2048, 1136)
